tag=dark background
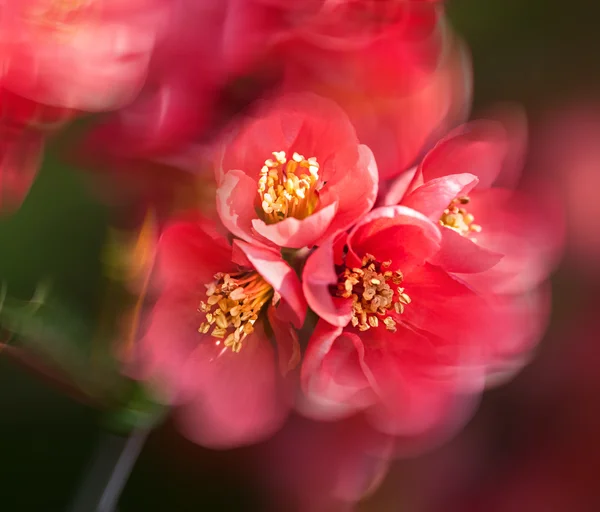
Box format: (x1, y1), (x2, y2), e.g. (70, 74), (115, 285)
(2, 1), (599, 510)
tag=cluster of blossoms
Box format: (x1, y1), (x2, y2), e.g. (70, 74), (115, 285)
(0, 0), (563, 508)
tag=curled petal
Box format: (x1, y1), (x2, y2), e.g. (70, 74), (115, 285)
(315, 144), (379, 244)
(235, 239), (307, 328)
(419, 120), (510, 188)
(401, 173), (479, 220)
(252, 201), (338, 249)
(303, 237), (353, 327)
(300, 320), (377, 421)
(216, 169), (265, 245)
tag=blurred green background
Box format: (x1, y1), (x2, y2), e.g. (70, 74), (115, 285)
(2, 0), (600, 510)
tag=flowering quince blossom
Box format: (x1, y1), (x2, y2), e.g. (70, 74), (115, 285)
(0, 0), (168, 111)
(259, 413), (394, 512)
(216, 93), (378, 249)
(301, 205), (493, 441)
(132, 217), (307, 447)
(384, 119), (564, 376)
(277, 2), (472, 181)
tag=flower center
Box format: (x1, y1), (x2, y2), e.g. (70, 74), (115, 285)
(198, 270), (274, 353)
(439, 196), (482, 237)
(336, 254), (411, 332)
(258, 151), (321, 224)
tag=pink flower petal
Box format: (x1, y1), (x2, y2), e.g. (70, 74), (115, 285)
(235, 239), (307, 328)
(178, 322), (289, 448)
(252, 201), (338, 249)
(430, 227), (504, 274)
(420, 120), (509, 189)
(348, 205), (442, 273)
(380, 165), (419, 206)
(303, 238), (354, 328)
(216, 169), (266, 245)
(156, 220), (233, 289)
(315, 144), (379, 244)
(300, 320), (376, 421)
(401, 173), (479, 220)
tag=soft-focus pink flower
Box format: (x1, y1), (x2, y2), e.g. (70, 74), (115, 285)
(529, 102), (600, 278)
(0, 0), (168, 111)
(260, 413), (394, 512)
(80, 0), (297, 157)
(301, 205), (492, 442)
(132, 217), (307, 448)
(216, 93), (378, 249)
(278, 6), (471, 180)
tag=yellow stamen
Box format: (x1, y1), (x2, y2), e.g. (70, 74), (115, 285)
(198, 271), (274, 353)
(257, 151), (321, 224)
(336, 254), (410, 333)
(439, 196), (482, 237)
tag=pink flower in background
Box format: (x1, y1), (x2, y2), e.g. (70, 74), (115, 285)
(0, 0), (168, 111)
(530, 102), (600, 277)
(384, 118), (563, 376)
(133, 217), (307, 447)
(301, 205), (491, 442)
(278, 4), (471, 180)
(216, 93), (378, 249)
(260, 413), (394, 512)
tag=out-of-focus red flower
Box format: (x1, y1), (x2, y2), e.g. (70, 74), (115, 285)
(216, 93), (378, 249)
(301, 205), (491, 442)
(132, 217), (307, 448)
(260, 413), (394, 512)
(277, 3), (471, 180)
(0, 0), (168, 111)
(529, 102), (600, 278)
(81, 0), (298, 157)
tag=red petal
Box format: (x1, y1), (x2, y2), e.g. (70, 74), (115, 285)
(216, 169), (266, 245)
(348, 205), (442, 273)
(235, 239), (307, 328)
(401, 173), (479, 219)
(156, 220), (233, 288)
(252, 201), (338, 249)
(420, 120), (509, 188)
(178, 322), (289, 448)
(303, 238), (353, 327)
(430, 227), (504, 274)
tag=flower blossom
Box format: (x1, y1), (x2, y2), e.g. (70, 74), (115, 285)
(216, 93), (378, 249)
(132, 217), (307, 447)
(277, 1), (471, 180)
(0, 0), (168, 111)
(384, 118), (564, 376)
(301, 205), (492, 443)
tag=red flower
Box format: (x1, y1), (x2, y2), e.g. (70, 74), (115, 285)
(277, 3), (471, 180)
(216, 93), (378, 249)
(0, 0), (168, 111)
(301, 206), (490, 441)
(384, 118), (563, 376)
(259, 413), (394, 512)
(133, 217), (307, 447)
